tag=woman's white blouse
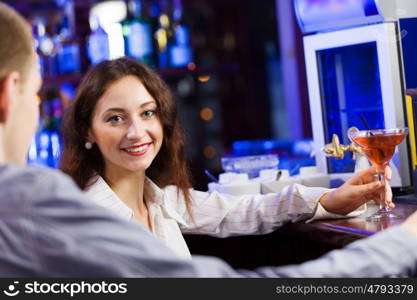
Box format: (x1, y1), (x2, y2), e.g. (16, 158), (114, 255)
(85, 176), (365, 259)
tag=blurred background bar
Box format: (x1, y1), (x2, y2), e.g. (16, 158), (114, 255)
(7, 0), (312, 190)
(11, 0), (417, 195)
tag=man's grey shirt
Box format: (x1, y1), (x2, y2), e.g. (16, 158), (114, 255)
(0, 164), (416, 277)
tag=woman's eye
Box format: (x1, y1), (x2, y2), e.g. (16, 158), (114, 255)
(143, 110), (156, 118)
(107, 115), (123, 123)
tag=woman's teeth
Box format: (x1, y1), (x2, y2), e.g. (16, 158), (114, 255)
(125, 144), (149, 153)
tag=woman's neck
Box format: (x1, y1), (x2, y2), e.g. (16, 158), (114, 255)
(104, 169), (150, 229)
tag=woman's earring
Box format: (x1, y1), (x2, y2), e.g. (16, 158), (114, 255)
(85, 141), (93, 150)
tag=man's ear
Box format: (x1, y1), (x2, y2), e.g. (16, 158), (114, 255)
(0, 72), (20, 123)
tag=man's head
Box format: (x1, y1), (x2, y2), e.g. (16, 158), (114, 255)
(0, 3), (42, 164)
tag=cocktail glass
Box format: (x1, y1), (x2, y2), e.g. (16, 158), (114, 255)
(348, 128), (408, 221)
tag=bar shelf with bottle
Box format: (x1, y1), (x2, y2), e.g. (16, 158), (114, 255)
(10, 0), (277, 191)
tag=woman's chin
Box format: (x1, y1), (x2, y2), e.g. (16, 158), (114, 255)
(125, 163), (152, 173)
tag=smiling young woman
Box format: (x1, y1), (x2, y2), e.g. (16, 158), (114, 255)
(60, 57), (393, 259)
(60, 57), (192, 207)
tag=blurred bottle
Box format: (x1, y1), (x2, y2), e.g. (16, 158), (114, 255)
(169, 0), (193, 67)
(32, 19), (46, 77)
(121, 0), (134, 55)
(49, 130), (62, 168)
(50, 97), (63, 130)
(57, 39), (80, 74)
(28, 98), (62, 168)
(123, 0), (154, 66)
(56, 0), (80, 74)
(146, 0), (161, 65)
(87, 16), (110, 65)
(28, 129), (61, 168)
(59, 82), (76, 112)
(154, 0), (172, 68)
(33, 18), (57, 77)
(41, 90), (63, 132)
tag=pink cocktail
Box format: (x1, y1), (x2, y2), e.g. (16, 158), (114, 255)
(349, 128), (408, 221)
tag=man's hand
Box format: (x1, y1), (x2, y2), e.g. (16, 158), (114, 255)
(319, 166), (393, 215)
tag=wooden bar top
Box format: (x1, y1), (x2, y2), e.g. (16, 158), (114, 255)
(311, 201), (417, 236)
(185, 200), (417, 269)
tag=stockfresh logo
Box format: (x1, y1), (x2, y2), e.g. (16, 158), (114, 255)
(3, 281), (20, 297)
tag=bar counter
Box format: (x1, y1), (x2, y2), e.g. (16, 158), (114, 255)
(314, 201), (417, 235)
(184, 201), (417, 269)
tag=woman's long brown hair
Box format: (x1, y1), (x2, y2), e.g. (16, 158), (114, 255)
(60, 57), (193, 214)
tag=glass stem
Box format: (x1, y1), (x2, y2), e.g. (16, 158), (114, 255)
(377, 172), (388, 211)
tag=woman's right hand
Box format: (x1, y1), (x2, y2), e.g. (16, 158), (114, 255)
(319, 166), (393, 215)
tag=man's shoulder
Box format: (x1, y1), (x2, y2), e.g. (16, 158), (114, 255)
(0, 164), (81, 207)
(0, 164), (72, 186)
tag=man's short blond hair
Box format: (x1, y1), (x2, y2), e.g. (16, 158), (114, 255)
(0, 3), (35, 84)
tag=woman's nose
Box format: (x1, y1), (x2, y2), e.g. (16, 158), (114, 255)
(126, 121), (145, 140)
